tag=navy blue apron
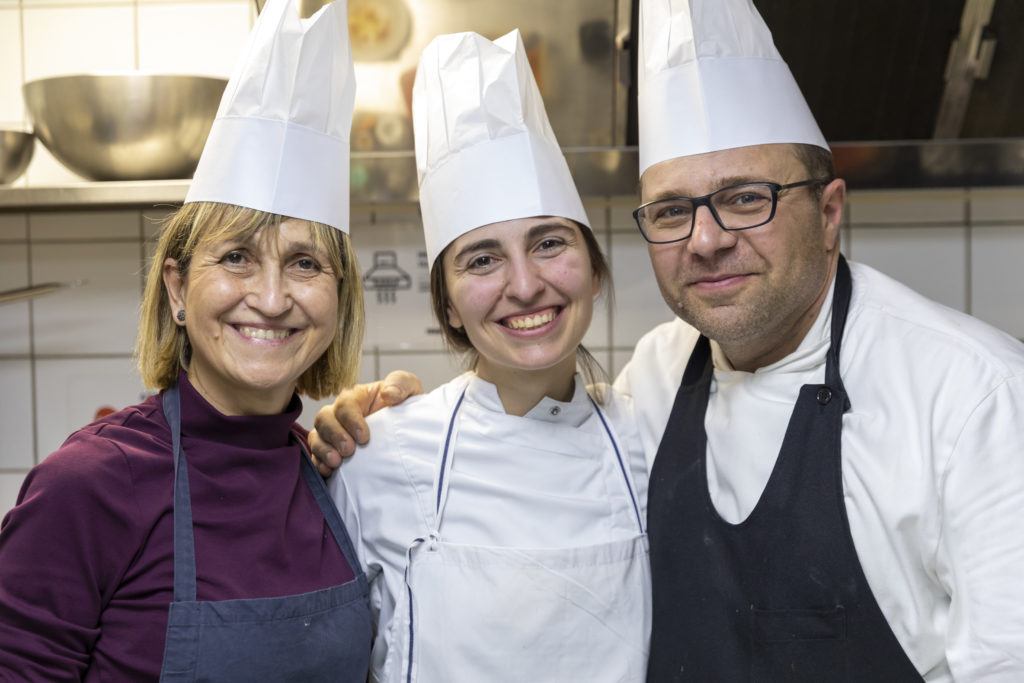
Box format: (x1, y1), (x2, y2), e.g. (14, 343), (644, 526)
(645, 257), (923, 681)
(158, 387), (372, 682)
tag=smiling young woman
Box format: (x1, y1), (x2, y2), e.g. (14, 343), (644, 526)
(431, 215), (609, 414)
(324, 30), (652, 683)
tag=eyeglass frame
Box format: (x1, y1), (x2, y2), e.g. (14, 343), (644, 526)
(632, 178), (831, 245)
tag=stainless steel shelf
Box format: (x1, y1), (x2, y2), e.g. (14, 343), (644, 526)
(2, 141), (1022, 211)
(0, 179), (191, 210)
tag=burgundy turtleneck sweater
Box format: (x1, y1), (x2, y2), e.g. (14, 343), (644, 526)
(0, 373), (356, 681)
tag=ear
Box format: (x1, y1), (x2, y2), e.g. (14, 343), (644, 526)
(591, 269), (601, 298)
(446, 302), (463, 330)
(819, 178), (846, 251)
(163, 258), (187, 325)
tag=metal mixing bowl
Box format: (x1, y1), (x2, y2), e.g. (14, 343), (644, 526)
(23, 73), (227, 181)
(0, 130), (34, 184)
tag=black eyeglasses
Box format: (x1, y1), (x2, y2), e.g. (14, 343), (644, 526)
(632, 179), (830, 244)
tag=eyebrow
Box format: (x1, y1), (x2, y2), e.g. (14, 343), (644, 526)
(646, 175), (767, 202)
(451, 220), (576, 262)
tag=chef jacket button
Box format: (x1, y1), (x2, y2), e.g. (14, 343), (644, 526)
(550, 406), (560, 416)
(816, 388), (832, 405)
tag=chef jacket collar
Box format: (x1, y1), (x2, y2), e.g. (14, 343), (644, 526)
(464, 372), (593, 427)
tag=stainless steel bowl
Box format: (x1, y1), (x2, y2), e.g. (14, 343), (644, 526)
(23, 73), (227, 181)
(0, 130), (34, 184)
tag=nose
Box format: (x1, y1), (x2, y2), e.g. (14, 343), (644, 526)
(686, 205), (738, 258)
(246, 267), (293, 317)
(504, 255), (545, 302)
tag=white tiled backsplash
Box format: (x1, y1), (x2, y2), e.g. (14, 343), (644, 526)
(1, 2), (1023, 516)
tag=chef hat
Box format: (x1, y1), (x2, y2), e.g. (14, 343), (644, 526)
(185, 0), (355, 232)
(413, 29), (590, 265)
(637, 0), (828, 177)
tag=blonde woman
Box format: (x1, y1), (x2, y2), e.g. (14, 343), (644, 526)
(0, 0), (373, 679)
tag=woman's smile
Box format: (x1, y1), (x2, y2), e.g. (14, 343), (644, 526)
(500, 306), (561, 332)
(233, 324), (297, 341)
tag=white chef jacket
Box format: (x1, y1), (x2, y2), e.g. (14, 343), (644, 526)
(329, 372), (649, 678)
(615, 260), (1024, 682)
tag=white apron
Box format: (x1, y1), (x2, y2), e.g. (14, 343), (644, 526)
(379, 390), (651, 682)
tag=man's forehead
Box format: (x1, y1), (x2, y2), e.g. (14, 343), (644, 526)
(639, 144), (800, 199)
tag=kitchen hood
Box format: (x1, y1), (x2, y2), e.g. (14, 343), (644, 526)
(263, 0), (1024, 199)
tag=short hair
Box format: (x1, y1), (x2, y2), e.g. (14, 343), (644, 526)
(791, 143), (836, 198)
(429, 220), (612, 401)
(136, 202), (364, 399)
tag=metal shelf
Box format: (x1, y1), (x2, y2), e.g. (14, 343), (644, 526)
(2, 141), (1022, 211)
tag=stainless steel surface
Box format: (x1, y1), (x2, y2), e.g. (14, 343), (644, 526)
(345, 0), (621, 152)
(23, 73), (227, 181)
(933, 0), (998, 138)
(0, 130), (35, 185)
(0, 179), (191, 210)
(0, 281), (82, 306)
(2, 140), (1021, 212)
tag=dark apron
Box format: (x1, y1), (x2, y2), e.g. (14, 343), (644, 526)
(158, 387), (372, 682)
(645, 257), (923, 682)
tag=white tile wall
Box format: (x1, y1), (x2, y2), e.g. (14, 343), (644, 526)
(971, 224), (1024, 338)
(0, 212), (27, 240)
(137, 2), (253, 76)
(846, 226), (968, 312)
(30, 240), (143, 355)
(22, 7), (135, 80)
(33, 357), (148, 462)
(846, 189), (968, 225)
(0, 9), (23, 124)
(352, 213), (437, 351)
(608, 229), (674, 347)
(0, 474), (25, 522)
(377, 350), (467, 395)
(0, 242), (31, 355)
(970, 187), (1024, 222)
(0, 360), (34, 470)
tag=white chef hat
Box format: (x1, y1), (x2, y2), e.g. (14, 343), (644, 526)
(637, 0), (828, 177)
(185, 0), (355, 233)
(413, 29), (590, 265)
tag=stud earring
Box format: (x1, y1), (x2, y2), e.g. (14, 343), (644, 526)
(176, 309), (186, 322)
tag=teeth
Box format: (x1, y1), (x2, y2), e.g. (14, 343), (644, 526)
(238, 326), (291, 340)
(506, 311), (555, 330)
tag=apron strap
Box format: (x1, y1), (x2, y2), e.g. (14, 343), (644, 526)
(826, 255), (854, 409)
(297, 438), (366, 577)
(163, 386), (198, 603)
(433, 389), (467, 521)
(588, 396), (645, 534)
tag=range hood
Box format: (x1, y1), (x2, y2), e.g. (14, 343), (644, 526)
(4, 0), (1019, 212)
(622, 0), (1024, 191)
(748, 0), (1024, 189)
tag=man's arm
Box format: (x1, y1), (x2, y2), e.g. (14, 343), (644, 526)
(939, 374), (1024, 680)
(310, 370), (423, 476)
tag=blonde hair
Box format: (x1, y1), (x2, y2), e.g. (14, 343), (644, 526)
(136, 202), (364, 399)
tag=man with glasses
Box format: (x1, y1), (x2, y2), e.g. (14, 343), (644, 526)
(624, 0), (1024, 681)
(311, 0), (1024, 679)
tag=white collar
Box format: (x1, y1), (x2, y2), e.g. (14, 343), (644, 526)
(462, 372), (593, 427)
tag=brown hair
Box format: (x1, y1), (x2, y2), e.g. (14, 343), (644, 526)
(136, 201), (364, 399)
(791, 143), (836, 198)
(429, 220), (612, 402)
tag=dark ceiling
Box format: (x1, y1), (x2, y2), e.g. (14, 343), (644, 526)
(625, 0), (1023, 144)
(756, 0), (1024, 142)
